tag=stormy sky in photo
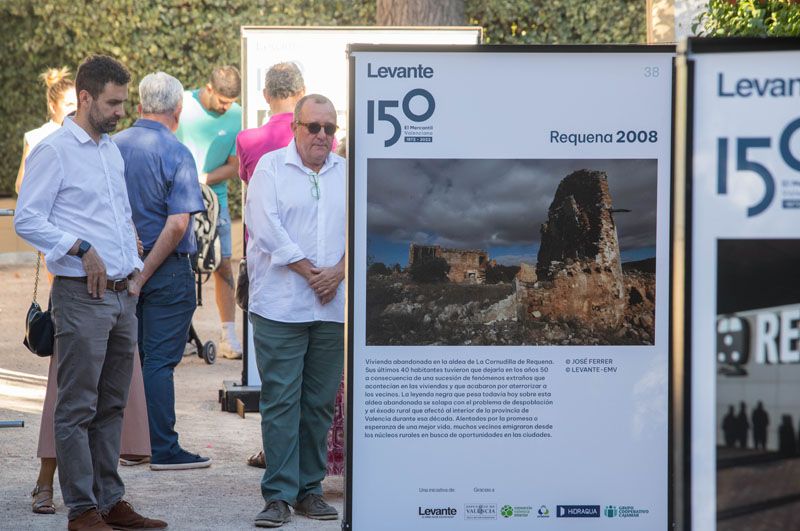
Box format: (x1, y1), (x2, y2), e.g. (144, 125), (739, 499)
(367, 158), (658, 267)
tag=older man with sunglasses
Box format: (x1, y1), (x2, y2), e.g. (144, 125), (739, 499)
(245, 94), (345, 528)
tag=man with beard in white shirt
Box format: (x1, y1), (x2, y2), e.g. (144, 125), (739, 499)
(15, 54), (166, 531)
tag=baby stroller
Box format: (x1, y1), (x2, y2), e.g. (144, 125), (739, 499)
(187, 183), (220, 364)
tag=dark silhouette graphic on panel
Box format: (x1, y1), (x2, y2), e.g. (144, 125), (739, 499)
(752, 401), (769, 450)
(736, 402), (750, 449)
(779, 415), (797, 457)
(722, 405), (737, 448)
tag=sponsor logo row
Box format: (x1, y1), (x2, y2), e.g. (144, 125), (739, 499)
(418, 504), (650, 520)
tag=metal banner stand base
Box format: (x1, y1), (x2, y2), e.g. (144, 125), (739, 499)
(218, 381), (259, 413)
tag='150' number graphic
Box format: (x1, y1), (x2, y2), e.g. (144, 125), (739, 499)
(367, 88), (435, 147)
(717, 117), (800, 217)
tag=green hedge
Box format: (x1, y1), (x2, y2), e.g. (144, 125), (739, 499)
(467, 0), (646, 44)
(694, 0), (800, 36)
(1, 0), (645, 213)
(0, 0), (375, 213)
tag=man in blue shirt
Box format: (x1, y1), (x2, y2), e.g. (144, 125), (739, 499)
(115, 72), (210, 471)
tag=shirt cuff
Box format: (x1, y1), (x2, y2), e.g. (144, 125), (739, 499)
(271, 243), (304, 267)
(45, 233), (78, 263)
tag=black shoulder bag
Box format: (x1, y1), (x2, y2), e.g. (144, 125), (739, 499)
(23, 252), (54, 357)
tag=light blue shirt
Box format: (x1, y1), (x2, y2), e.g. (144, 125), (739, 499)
(15, 117), (143, 278)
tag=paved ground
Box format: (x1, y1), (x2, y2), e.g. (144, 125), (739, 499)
(717, 449), (800, 531)
(0, 263), (342, 530)
(8, 260), (800, 530)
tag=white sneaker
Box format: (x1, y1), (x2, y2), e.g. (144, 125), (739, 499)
(220, 333), (243, 359)
(183, 343), (198, 357)
(119, 456), (150, 466)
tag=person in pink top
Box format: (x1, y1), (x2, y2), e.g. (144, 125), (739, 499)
(236, 62), (305, 185)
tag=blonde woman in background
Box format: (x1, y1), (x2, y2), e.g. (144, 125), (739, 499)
(22, 67), (152, 515)
(15, 67), (77, 193)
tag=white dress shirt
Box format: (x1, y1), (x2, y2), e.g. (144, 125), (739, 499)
(245, 140), (346, 323)
(15, 117), (143, 278)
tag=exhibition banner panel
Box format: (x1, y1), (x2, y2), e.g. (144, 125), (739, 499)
(348, 45), (674, 530)
(240, 27), (481, 387)
(677, 38), (800, 530)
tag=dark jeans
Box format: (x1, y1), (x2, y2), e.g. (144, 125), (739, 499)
(137, 255), (196, 462)
(50, 277), (138, 519)
(250, 313), (344, 503)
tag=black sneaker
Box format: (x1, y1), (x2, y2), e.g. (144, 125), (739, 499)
(255, 500), (291, 528)
(150, 449), (212, 470)
(293, 493), (338, 520)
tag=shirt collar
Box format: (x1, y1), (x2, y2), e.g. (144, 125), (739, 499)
(267, 112), (294, 125)
(133, 118), (170, 132)
(285, 139), (339, 175)
(63, 115), (112, 146)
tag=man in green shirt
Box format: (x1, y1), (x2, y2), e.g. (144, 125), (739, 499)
(176, 65), (243, 358)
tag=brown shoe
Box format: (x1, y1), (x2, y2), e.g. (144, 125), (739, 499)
(103, 500), (167, 530)
(68, 508), (112, 530)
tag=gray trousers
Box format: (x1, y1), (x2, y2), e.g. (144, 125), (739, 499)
(50, 277), (138, 519)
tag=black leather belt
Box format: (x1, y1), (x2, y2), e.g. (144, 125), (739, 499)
(57, 275), (131, 292)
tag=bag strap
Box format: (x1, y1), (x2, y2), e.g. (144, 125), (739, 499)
(32, 252), (41, 304)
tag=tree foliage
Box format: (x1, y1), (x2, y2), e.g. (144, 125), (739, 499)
(485, 264), (520, 284)
(0, 0), (375, 203)
(1, 0), (645, 198)
(694, 0), (800, 36)
(368, 261), (391, 276)
(468, 0), (646, 44)
(409, 256), (450, 283)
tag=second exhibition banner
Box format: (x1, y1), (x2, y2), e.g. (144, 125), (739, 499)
(347, 45), (674, 530)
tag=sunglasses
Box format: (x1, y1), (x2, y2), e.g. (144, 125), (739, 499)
(296, 121), (338, 136)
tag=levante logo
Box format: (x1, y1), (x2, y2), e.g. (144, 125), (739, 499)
(417, 506), (457, 519)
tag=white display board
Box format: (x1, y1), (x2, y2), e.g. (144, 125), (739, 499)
(348, 45), (674, 530)
(240, 27), (481, 386)
(241, 26), (482, 129)
(678, 38), (800, 530)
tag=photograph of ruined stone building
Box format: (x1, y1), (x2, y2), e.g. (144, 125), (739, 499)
(366, 158), (659, 346)
(408, 244), (490, 284)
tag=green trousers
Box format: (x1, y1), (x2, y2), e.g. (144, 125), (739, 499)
(250, 313), (344, 503)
